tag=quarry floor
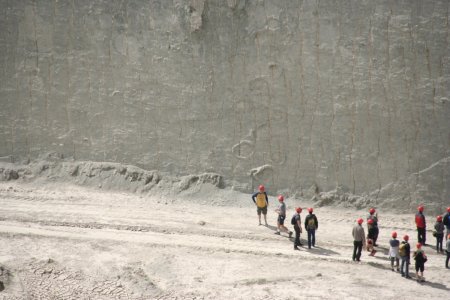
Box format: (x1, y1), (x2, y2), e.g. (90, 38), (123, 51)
(0, 182), (448, 300)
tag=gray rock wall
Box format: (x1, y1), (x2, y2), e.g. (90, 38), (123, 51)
(1, 0), (449, 196)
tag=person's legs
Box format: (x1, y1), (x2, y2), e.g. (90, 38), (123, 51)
(423, 229), (426, 245)
(307, 230), (312, 248)
(396, 257), (400, 270)
(356, 241), (363, 261)
(262, 207), (268, 225)
(352, 241), (358, 261)
(390, 257), (395, 270)
(400, 257), (405, 276)
(446, 251), (450, 268)
(373, 227), (379, 246)
(437, 235), (443, 252)
(294, 226), (300, 248)
(405, 257), (410, 277)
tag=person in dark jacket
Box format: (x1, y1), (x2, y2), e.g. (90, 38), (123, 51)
(434, 215), (445, 253)
(415, 205), (426, 245)
(292, 207), (303, 250)
(367, 208), (379, 246)
(413, 243), (427, 282)
(443, 207), (450, 241)
(399, 235), (411, 278)
(446, 234), (450, 268)
(304, 208), (318, 249)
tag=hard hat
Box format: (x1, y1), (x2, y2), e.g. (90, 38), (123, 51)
(391, 231), (397, 238)
(308, 208), (313, 213)
(403, 235), (409, 241)
(357, 218), (364, 224)
(437, 215), (443, 222)
(258, 185), (265, 192)
(417, 205), (424, 212)
(367, 218), (374, 224)
(447, 207), (450, 212)
(416, 243), (422, 248)
(278, 195), (284, 201)
(369, 208), (376, 214)
(296, 207), (302, 213)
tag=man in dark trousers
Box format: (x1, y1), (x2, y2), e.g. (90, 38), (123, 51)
(367, 208), (379, 246)
(304, 208), (318, 249)
(292, 207), (303, 250)
(415, 205), (426, 245)
(352, 218), (366, 262)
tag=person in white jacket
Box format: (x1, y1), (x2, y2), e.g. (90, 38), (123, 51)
(389, 231), (400, 272)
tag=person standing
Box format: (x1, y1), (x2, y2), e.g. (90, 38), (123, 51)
(366, 218), (377, 256)
(389, 231), (400, 272)
(274, 195), (293, 237)
(367, 208), (379, 246)
(252, 185), (269, 226)
(304, 208), (318, 249)
(446, 234), (450, 268)
(415, 205), (426, 245)
(434, 215), (445, 253)
(443, 207), (450, 241)
(292, 207), (303, 250)
(413, 243), (427, 282)
(352, 218), (366, 262)
(399, 235), (411, 278)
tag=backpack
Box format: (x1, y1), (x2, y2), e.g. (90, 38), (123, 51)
(444, 213), (450, 226)
(291, 214), (297, 225)
(399, 243), (406, 257)
(307, 217), (316, 229)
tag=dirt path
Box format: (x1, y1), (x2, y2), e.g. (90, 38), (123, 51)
(0, 183), (448, 299)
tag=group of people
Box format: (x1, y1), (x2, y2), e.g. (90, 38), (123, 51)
(251, 185), (450, 283)
(251, 185), (318, 249)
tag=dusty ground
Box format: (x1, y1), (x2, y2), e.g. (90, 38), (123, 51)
(0, 182), (448, 300)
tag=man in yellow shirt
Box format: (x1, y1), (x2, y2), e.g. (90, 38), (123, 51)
(252, 185), (269, 226)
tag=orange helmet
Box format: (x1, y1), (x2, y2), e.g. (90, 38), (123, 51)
(278, 195), (284, 201)
(357, 218), (364, 224)
(391, 231), (397, 238)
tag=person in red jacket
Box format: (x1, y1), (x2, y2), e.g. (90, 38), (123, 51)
(415, 205), (427, 245)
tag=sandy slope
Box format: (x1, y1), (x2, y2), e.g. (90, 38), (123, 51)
(0, 182), (448, 299)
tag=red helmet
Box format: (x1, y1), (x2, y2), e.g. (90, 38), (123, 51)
(416, 243), (422, 249)
(417, 205), (424, 212)
(258, 185), (265, 192)
(278, 195), (284, 201)
(296, 207), (302, 213)
(308, 208), (313, 213)
(447, 207), (450, 213)
(367, 219), (374, 225)
(437, 215), (443, 222)
(403, 235), (409, 241)
(369, 208), (376, 214)
(391, 231), (397, 238)
(357, 218), (364, 224)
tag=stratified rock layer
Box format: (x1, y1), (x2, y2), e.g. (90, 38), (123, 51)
(0, 1), (449, 201)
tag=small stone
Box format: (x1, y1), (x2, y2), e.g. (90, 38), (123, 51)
(198, 221), (206, 226)
(316, 273), (322, 277)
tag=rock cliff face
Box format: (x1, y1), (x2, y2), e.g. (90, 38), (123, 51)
(0, 0), (449, 200)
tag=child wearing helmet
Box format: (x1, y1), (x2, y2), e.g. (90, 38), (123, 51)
(399, 235), (411, 278)
(252, 185), (269, 226)
(389, 231), (400, 272)
(366, 218), (377, 256)
(274, 195), (293, 237)
(291, 207), (303, 250)
(304, 208), (318, 249)
(413, 243), (427, 282)
(367, 208), (379, 246)
(434, 215), (445, 253)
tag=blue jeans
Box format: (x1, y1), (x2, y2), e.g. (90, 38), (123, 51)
(307, 229), (316, 248)
(400, 256), (410, 276)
